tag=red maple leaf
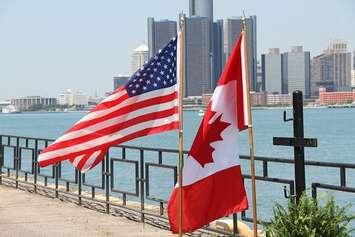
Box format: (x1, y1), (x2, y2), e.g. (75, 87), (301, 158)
(189, 104), (231, 167)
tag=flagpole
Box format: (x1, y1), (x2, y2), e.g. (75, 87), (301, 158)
(242, 15), (258, 237)
(178, 13), (185, 237)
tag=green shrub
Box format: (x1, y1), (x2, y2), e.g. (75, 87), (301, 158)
(265, 193), (355, 237)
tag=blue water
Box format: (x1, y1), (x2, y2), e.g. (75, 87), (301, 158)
(1, 108), (355, 224)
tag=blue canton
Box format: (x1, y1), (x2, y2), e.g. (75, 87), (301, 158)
(125, 37), (177, 97)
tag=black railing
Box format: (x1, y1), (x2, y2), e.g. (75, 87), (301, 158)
(1, 134), (355, 236)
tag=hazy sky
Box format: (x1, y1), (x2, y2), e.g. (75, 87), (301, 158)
(0, 0), (354, 100)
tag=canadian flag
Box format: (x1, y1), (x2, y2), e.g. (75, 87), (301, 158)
(167, 32), (249, 233)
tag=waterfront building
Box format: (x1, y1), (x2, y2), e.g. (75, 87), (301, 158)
(131, 44), (148, 74)
(58, 89), (88, 106)
(73, 91), (89, 106)
(266, 93), (292, 106)
(318, 87), (355, 105)
(311, 40), (352, 96)
(250, 91), (267, 106)
(282, 46), (311, 98)
(351, 70), (355, 89)
(222, 16), (257, 91)
(256, 61), (263, 91)
(185, 16), (211, 96)
(113, 75), (130, 91)
(147, 18), (177, 58)
(58, 89), (74, 106)
(11, 96), (57, 111)
(261, 48), (282, 94)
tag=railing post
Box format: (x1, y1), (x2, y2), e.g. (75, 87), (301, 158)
(293, 91), (306, 201)
(34, 139), (38, 193)
(55, 162), (59, 198)
(15, 137), (20, 188)
(105, 150), (110, 214)
(78, 169), (82, 205)
(311, 183), (318, 199)
(0, 135), (3, 185)
(140, 149), (145, 222)
(233, 213), (238, 236)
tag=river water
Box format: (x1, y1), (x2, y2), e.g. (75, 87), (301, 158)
(1, 108), (354, 223)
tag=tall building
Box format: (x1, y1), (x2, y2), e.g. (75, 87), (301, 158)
(311, 40), (352, 96)
(282, 46), (311, 98)
(185, 16), (211, 96)
(189, 0), (213, 20)
(12, 96), (57, 110)
(113, 75), (130, 91)
(261, 48), (282, 93)
(221, 16), (257, 91)
(147, 18), (177, 58)
(131, 44), (148, 74)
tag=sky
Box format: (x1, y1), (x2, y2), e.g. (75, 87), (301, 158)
(0, 0), (354, 100)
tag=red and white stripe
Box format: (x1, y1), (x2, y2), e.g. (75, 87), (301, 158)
(38, 86), (179, 172)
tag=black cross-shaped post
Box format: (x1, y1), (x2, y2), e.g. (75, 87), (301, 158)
(273, 90), (317, 201)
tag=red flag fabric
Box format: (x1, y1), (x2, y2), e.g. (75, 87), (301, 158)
(167, 32), (249, 233)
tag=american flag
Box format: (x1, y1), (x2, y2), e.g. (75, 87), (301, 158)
(38, 37), (179, 172)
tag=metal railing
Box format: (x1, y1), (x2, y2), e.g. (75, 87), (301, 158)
(1, 134), (355, 236)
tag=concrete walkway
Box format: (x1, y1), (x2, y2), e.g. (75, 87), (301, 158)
(0, 185), (174, 237)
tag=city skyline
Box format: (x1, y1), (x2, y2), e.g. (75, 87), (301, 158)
(0, 0), (354, 99)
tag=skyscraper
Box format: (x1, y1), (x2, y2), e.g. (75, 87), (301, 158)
(131, 44), (148, 74)
(221, 16), (258, 91)
(282, 46), (311, 98)
(261, 48), (282, 93)
(189, 0), (213, 20)
(147, 18), (177, 58)
(185, 16), (211, 96)
(113, 75), (130, 91)
(311, 40), (352, 96)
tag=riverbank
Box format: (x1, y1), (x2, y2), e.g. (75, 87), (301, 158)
(0, 184), (173, 237)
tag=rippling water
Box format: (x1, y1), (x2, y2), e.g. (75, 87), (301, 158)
(1, 108), (355, 223)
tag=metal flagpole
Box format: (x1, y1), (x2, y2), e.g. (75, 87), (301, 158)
(178, 13), (185, 237)
(242, 15), (258, 237)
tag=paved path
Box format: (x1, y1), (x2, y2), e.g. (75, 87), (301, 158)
(0, 185), (174, 237)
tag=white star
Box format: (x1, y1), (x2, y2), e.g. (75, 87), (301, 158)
(136, 72), (141, 76)
(170, 79), (173, 83)
(153, 68), (157, 72)
(132, 90), (136, 94)
(147, 68), (151, 71)
(139, 78), (143, 82)
(160, 71), (164, 75)
(143, 86), (147, 90)
(157, 77), (161, 81)
(146, 80), (151, 84)
(170, 52), (174, 56)
(153, 83), (157, 87)
(154, 56), (158, 60)
(164, 65), (168, 69)
(135, 84), (140, 88)
(157, 62), (161, 66)
(163, 80), (167, 85)
(167, 75), (170, 79)
(174, 46), (176, 50)
(143, 72), (147, 76)
(167, 58), (171, 63)
(169, 69), (173, 73)
(128, 84), (133, 88)
(149, 74), (153, 78)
